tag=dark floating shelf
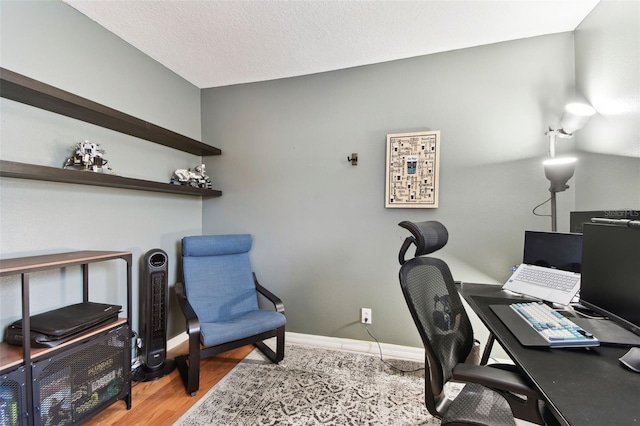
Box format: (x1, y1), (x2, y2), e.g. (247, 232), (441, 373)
(0, 160), (222, 197)
(1, 67), (223, 197)
(0, 67), (221, 156)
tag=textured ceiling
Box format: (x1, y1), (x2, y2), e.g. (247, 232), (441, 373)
(63, 0), (600, 89)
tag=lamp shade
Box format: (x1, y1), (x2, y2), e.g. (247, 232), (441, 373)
(560, 103), (596, 135)
(544, 157), (576, 192)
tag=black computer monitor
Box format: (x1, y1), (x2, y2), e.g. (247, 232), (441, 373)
(580, 223), (640, 336)
(523, 231), (583, 273)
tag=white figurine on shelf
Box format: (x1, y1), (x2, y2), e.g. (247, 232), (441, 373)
(63, 140), (114, 174)
(171, 164), (212, 189)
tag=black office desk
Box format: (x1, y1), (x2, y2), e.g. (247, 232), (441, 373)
(458, 282), (640, 426)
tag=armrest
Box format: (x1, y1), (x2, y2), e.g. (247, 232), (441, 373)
(452, 363), (539, 398)
(253, 273), (285, 314)
(175, 281), (201, 337)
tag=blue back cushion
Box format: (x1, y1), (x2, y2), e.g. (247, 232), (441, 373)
(182, 234), (258, 323)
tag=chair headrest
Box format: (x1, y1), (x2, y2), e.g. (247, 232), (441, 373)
(398, 221), (448, 265)
(183, 234), (252, 257)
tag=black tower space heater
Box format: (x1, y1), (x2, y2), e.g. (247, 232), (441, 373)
(139, 249), (176, 381)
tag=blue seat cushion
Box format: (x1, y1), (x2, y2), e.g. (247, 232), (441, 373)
(200, 310), (286, 347)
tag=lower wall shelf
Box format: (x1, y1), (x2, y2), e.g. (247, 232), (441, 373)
(0, 160), (222, 197)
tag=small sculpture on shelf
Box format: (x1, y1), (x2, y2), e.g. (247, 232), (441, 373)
(171, 164), (212, 189)
(63, 140), (114, 174)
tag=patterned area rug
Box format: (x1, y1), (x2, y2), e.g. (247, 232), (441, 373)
(175, 343), (461, 425)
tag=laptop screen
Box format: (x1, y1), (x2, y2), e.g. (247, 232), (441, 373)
(523, 231), (583, 273)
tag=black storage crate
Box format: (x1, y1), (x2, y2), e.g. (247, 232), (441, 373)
(32, 325), (130, 426)
(0, 366), (27, 426)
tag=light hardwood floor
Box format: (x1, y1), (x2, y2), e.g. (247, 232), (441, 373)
(85, 341), (254, 425)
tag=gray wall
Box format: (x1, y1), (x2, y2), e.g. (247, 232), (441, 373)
(201, 34), (578, 347)
(0, 1), (204, 339)
(200, 1), (639, 348)
(573, 0), (640, 209)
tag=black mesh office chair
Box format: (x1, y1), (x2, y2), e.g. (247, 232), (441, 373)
(398, 220), (544, 425)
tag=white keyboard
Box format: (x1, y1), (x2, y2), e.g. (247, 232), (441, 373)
(510, 302), (599, 348)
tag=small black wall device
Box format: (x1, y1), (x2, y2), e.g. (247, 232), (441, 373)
(139, 249), (175, 381)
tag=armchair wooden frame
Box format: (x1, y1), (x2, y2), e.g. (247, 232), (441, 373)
(174, 272), (285, 396)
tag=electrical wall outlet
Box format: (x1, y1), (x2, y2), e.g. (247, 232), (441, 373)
(361, 308), (372, 324)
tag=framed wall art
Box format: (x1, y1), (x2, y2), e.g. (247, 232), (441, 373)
(385, 130), (440, 208)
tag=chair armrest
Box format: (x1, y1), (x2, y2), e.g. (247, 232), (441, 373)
(253, 273), (285, 314)
(452, 363), (539, 398)
(175, 281), (201, 336)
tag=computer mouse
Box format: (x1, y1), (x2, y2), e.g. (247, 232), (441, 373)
(619, 347), (640, 373)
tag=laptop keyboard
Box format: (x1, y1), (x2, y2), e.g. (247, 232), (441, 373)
(514, 266), (579, 292)
(510, 302), (599, 348)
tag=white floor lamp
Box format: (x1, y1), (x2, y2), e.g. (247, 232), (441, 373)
(544, 102), (595, 231)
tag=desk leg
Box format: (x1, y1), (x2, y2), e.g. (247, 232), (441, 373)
(480, 333), (495, 365)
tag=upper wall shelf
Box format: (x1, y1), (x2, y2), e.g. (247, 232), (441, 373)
(0, 67), (221, 156)
(1, 68), (222, 197)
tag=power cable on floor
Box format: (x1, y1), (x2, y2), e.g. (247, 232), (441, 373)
(364, 323), (424, 374)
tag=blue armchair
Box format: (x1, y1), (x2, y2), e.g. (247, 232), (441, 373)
(174, 234), (286, 395)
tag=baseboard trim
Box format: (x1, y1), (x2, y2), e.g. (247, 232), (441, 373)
(167, 332), (425, 362)
(286, 332), (425, 361)
(167, 333), (188, 352)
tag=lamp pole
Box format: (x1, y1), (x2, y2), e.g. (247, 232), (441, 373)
(546, 128), (559, 231)
(547, 128), (558, 158)
(550, 191), (558, 231)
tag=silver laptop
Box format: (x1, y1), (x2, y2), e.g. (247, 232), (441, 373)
(503, 263), (580, 305)
(502, 231), (583, 305)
